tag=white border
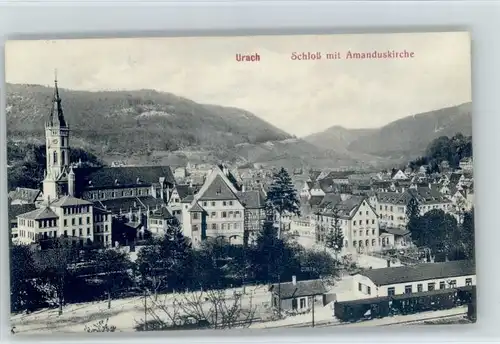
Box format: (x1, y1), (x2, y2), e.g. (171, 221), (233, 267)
(1, 0), (499, 343)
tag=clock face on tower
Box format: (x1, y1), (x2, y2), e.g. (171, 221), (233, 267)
(52, 139), (59, 145)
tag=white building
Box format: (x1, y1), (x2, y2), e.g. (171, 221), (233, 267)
(315, 194), (392, 254)
(376, 187), (453, 229)
(392, 170), (408, 180)
(352, 260), (476, 299)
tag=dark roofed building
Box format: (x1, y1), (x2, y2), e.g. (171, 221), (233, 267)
(237, 190), (267, 244)
(269, 277), (328, 313)
(354, 260), (476, 298)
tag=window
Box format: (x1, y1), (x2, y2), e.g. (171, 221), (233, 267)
(367, 286), (371, 295)
(292, 298), (298, 310)
(299, 298), (306, 309)
(64, 219), (67, 226)
(79, 217), (82, 225)
(72, 218), (75, 225)
(234, 223), (239, 229)
(203, 202), (207, 207)
(465, 278), (473, 286)
(87, 217), (90, 224)
(229, 201), (233, 206)
(387, 287), (395, 296)
(405, 285), (412, 294)
(366, 220), (369, 225)
(222, 212), (227, 218)
(211, 202), (216, 206)
(105, 225), (108, 232)
(353, 230), (357, 236)
(353, 221), (356, 225)
(87, 228), (90, 235)
(372, 229), (375, 235)
(223, 201), (227, 206)
(372, 219), (375, 224)
(449, 280), (457, 288)
(212, 223), (217, 230)
(79, 228), (83, 236)
(439, 281), (446, 290)
(428, 282), (435, 291)
(53, 151), (58, 164)
(365, 211), (368, 215)
(72, 229), (76, 236)
(193, 225), (199, 231)
(193, 213), (199, 220)
(417, 284), (423, 292)
(221, 223), (226, 230)
(358, 283), (362, 291)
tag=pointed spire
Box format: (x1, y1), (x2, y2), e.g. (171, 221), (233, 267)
(48, 69), (67, 127)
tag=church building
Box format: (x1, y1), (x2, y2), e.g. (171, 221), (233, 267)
(12, 76), (175, 247)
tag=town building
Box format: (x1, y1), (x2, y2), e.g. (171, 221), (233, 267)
(269, 276), (328, 314)
(315, 194), (391, 254)
(376, 187), (452, 229)
(352, 260), (476, 299)
(11, 78), (172, 247)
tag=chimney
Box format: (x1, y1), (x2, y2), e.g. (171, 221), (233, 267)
(292, 275), (297, 285)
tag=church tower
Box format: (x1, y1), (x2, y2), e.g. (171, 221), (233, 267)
(43, 73), (70, 202)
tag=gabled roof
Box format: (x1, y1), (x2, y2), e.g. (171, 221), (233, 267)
(8, 204), (37, 222)
(237, 190), (266, 209)
(359, 260), (475, 286)
(269, 279), (327, 298)
(189, 202), (206, 213)
(8, 188), (42, 204)
(73, 166), (175, 192)
(50, 195), (93, 207)
(95, 196), (164, 213)
(198, 174), (238, 201)
(18, 207), (59, 220)
(174, 184), (199, 200)
(150, 207), (173, 219)
(318, 194), (370, 219)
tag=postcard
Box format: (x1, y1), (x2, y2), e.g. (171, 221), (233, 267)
(5, 32), (475, 334)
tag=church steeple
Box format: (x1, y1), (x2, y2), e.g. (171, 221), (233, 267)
(43, 70), (71, 201)
(48, 70), (67, 127)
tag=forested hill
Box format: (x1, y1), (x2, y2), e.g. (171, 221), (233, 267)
(6, 83), (291, 157)
(409, 133), (472, 173)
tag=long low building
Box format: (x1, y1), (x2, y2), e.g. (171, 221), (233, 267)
(352, 260), (476, 299)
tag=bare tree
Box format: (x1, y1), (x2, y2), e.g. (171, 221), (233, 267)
(139, 289), (258, 331)
(84, 319), (117, 333)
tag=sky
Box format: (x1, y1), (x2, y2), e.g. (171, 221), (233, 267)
(5, 32), (472, 137)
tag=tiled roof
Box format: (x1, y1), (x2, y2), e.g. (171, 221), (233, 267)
(96, 196), (164, 213)
(377, 188), (450, 205)
(269, 279), (327, 298)
(360, 260), (475, 286)
(73, 166), (175, 192)
(237, 190), (266, 209)
(318, 194), (368, 219)
(175, 184), (199, 200)
(8, 204), (37, 222)
(8, 188), (41, 203)
(50, 195), (93, 207)
(150, 207), (173, 219)
(198, 175), (238, 201)
(18, 207), (59, 220)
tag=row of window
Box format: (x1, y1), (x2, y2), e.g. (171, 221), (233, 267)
(19, 219), (38, 228)
(353, 229), (376, 237)
(192, 210), (242, 220)
(38, 219), (57, 228)
(386, 278), (473, 296)
(209, 222), (241, 230)
(201, 200), (236, 207)
(89, 188), (151, 200)
(63, 206), (90, 215)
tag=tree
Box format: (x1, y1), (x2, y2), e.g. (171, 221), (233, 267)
(324, 207), (344, 259)
(410, 209), (460, 262)
(138, 289), (257, 331)
(162, 221), (193, 291)
(406, 196), (421, 243)
(95, 249), (132, 309)
(460, 208), (475, 260)
(37, 238), (78, 315)
(135, 244), (170, 300)
(266, 167), (301, 238)
(10, 245), (47, 313)
(298, 250), (340, 285)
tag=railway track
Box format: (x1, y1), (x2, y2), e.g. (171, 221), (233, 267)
(381, 312), (467, 326)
